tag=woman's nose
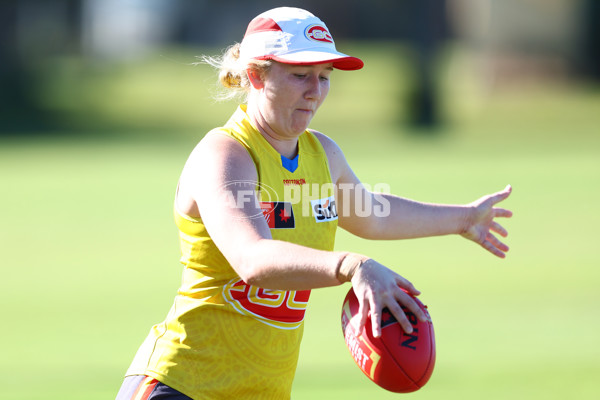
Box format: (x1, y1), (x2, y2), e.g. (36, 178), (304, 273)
(305, 75), (321, 99)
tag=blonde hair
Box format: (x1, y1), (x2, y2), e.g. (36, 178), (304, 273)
(199, 43), (272, 102)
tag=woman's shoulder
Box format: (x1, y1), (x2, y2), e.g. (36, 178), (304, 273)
(308, 129), (345, 161)
(186, 129), (254, 170)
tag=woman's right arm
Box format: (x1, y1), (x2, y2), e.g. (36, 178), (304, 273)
(176, 133), (428, 336)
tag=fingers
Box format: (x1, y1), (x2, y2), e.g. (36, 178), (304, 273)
(486, 184), (512, 207)
(491, 221), (508, 237)
(488, 231), (509, 251)
(369, 305), (383, 338)
(382, 302), (413, 335)
(481, 239), (505, 258)
(367, 287), (428, 338)
(496, 184), (512, 201)
(355, 291), (384, 338)
(493, 207), (513, 219)
(396, 275), (421, 297)
(357, 299), (369, 338)
(482, 232), (509, 258)
(393, 289), (429, 325)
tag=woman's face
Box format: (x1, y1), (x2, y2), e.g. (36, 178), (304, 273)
(254, 61), (333, 138)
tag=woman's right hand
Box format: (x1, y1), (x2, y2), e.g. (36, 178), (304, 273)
(350, 259), (430, 338)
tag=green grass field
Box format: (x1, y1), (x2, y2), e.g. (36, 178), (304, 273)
(1, 44), (599, 399)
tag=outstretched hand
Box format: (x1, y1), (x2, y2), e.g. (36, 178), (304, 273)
(461, 185), (513, 258)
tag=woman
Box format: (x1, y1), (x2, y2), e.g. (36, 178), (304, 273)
(117, 7), (512, 400)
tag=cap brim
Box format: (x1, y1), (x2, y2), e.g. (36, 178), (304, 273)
(255, 50), (364, 71)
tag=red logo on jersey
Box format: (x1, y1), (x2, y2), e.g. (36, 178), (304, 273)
(224, 279), (311, 329)
(305, 25), (333, 43)
(283, 178), (306, 186)
(260, 202), (295, 229)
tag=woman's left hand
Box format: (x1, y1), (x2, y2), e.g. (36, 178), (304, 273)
(461, 185), (513, 258)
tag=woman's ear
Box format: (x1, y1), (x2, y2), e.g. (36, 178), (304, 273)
(247, 68), (264, 90)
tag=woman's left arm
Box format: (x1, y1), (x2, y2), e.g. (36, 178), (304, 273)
(313, 131), (513, 258)
(352, 187), (513, 258)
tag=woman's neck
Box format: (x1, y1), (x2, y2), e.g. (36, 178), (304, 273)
(246, 104), (299, 159)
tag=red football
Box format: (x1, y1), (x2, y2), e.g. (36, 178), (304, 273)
(341, 287), (436, 393)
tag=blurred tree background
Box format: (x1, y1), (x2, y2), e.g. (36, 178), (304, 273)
(1, 0), (598, 134)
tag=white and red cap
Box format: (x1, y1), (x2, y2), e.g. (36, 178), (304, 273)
(239, 7), (364, 71)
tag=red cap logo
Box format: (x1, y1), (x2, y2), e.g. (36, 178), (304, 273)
(305, 24), (333, 43)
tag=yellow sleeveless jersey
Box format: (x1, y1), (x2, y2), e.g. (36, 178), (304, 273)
(126, 105), (338, 399)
